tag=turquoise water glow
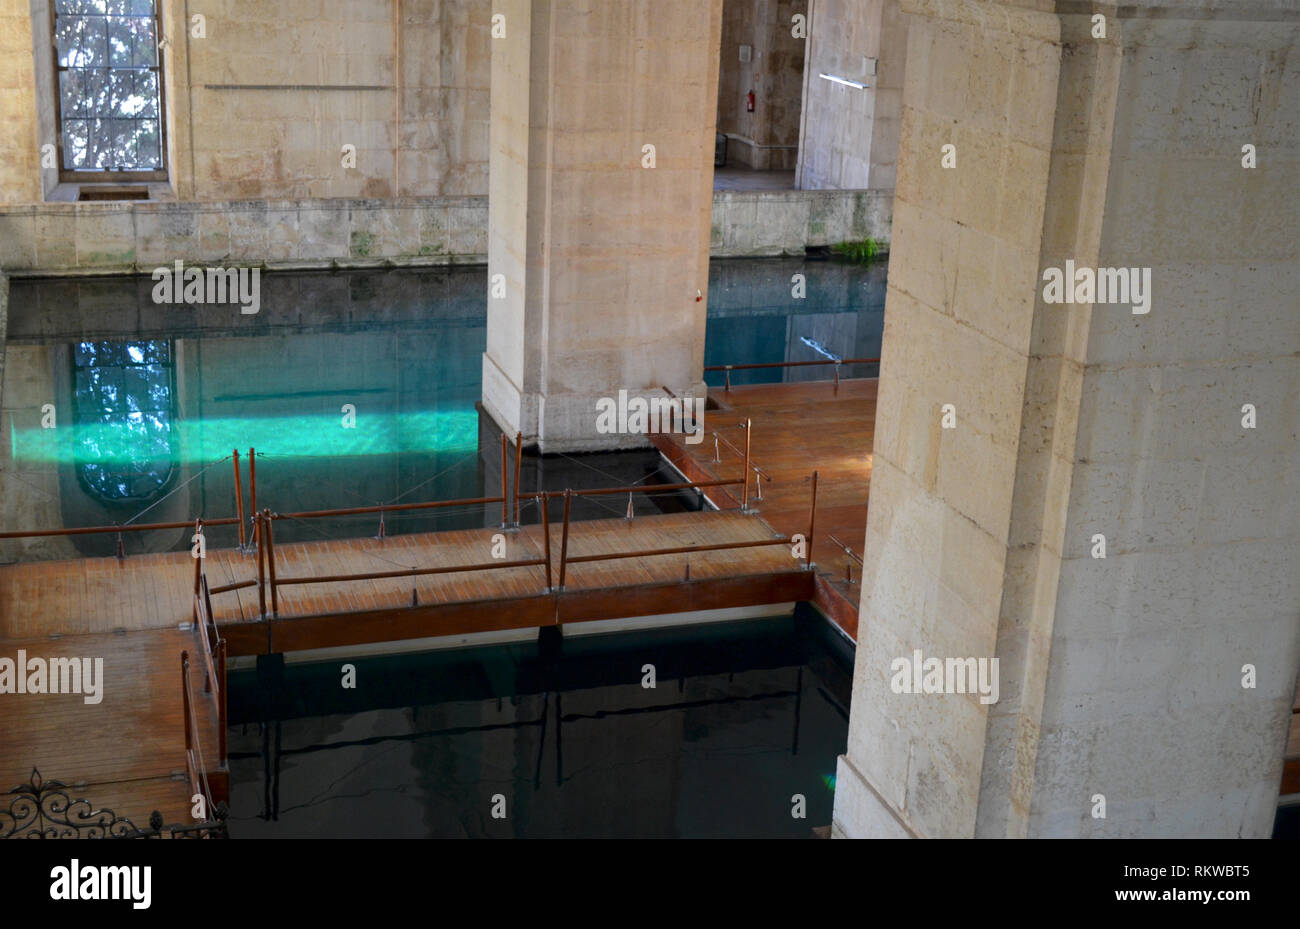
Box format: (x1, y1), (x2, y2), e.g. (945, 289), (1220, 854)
(8, 408), (480, 465)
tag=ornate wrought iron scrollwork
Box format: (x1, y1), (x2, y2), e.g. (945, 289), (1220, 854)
(1, 769), (228, 839)
(1, 769), (141, 839)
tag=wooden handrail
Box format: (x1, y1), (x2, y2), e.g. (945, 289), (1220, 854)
(518, 477), (743, 502)
(179, 651), (219, 810)
(99, 429), (803, 630)
(191, 572), (227, 767)
(271, 495), (503, 520)
(194, 581), (216, 695)
(705, 357), (880, 371)
(0, 515), (240, 540)
(273, 557), (546, 587)
(209, 579), (257, 595)
(562, 535), (790, 566)
(708, 357), (880, 391)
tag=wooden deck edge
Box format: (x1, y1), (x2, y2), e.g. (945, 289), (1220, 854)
(209, 768), (230, 807)
(648, 434), (743, 510)
(557, 571), (814, 624)
(1283, 756), (1300, 796)
(221, 594), (554, 656)
(218, 571), (816, 657)
(813, 572), (859, 642)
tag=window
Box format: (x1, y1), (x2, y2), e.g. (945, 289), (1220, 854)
(72, 339), (176, 503)
(54, 0), (166, 180)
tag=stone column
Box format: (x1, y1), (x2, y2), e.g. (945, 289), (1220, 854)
(0, 0), (41, 203)
(834, 0), (1300, 839)
(482, 0), (723, 452)
(796, 0), (908, 191)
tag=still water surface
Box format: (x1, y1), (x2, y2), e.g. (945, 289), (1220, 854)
(226, 608), (851, 838)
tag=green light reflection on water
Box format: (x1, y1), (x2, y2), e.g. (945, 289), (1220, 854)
(9, 408), (480, 465)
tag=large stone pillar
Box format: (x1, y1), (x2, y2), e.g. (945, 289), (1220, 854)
(796, 0), (908, 191)
(834, 0), (1300, 838)
(482, 0), (723, 452)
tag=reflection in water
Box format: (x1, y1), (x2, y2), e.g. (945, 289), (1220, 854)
(706, 257), (886, 387)
(72, 339), (175, 501)
(1, 260), (883, 556)
(227, 609), (852, 838)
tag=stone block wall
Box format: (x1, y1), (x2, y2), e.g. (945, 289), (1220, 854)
(0, 0), (492, 204)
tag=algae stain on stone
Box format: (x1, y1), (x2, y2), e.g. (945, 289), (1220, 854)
(350, 231), (376, 258)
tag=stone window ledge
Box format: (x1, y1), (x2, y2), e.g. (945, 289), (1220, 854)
(45, 182), (177, 203)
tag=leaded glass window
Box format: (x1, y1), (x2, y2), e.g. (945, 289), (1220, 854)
(54, 0), (165, 174)
(72, 339), (175, 502)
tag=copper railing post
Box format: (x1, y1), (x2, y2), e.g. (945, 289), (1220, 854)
(807, 470), (818, 572)
(741, 418), (752, 511)
(264, 509), (279, 617)
(248, 447), (258, 545)
(557, 489), (572, 590)
(255, 512), (267, 618)
(204, 573), (215, 637)
(513, 431), (523, 527)
(181, 652), (192, 754)
(539, 493), (551, 590)
(217, 638), (228, 767)
(499, 433), (509, 528)
(232, 450), (246, 549)
(192, 518), (203, 624)
(199, 577), (212, 695)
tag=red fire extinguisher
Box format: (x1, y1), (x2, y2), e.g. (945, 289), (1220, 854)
(746, 90), (755, 112)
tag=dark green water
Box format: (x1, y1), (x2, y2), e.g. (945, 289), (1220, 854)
(225, 607), (853, 838)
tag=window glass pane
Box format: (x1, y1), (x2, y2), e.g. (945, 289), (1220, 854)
(134, 120), (160, 166)
(132, 69), (158, 116)
(128, 16), (156, 67)
(56, 1), (162, 173)
(62, 118), (90, 168)
(106, 70), (134, 117)
(57, 1), (109, 14)
(108, 15), (154, 68)
(59, 70), (88, 118)
(57, 15), (108, 69)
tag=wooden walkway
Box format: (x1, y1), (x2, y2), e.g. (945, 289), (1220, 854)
(651, 378), (875, 640)
(0, 626), (222, 830)
(231, 510), (810, 654)
(1, 510), (812, 656)
(0, 507), (812, 827)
